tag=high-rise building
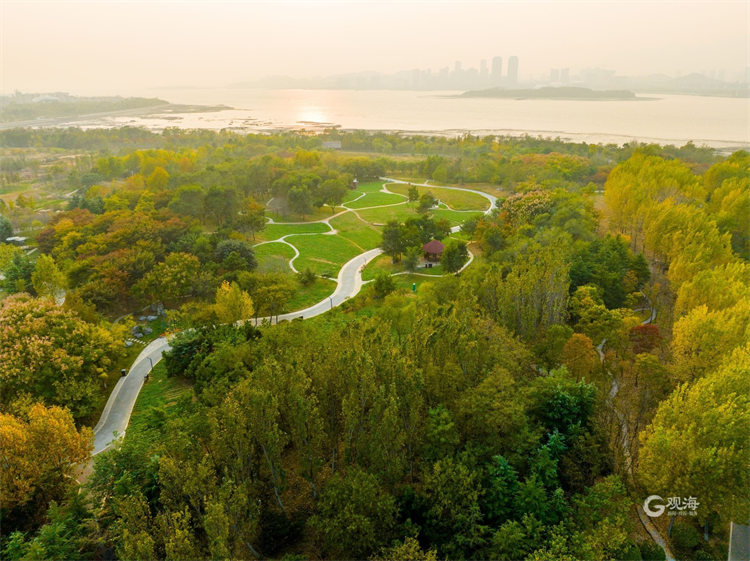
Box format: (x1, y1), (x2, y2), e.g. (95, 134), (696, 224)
(507, 56), (519, 84)
(480, 59), (488, 76)
(560, 68), (570, 83)
(550, 68), (559, 82)
(454, 60), (462, 73)
(491, 56), (503, 80)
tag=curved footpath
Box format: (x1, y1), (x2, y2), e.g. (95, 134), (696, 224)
(92, 179), (497, 455)
(92, 248), (383, 454)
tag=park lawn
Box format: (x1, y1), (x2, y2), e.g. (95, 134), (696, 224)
(268, 206), (342, 222)
(285, 277), (337, 312)
(329, 212), (382, 251)
(254, 242), (296, 273)
(346, 190), (406, 209)
(356, 180), (387, 193)
(128, 361), (192, 433)
(362, 254), (403, 280)
(341, 181), (385, 204)
(413, 263), (445, 275)
(432, 208), (484, 226)
(386, 183), (490, 211)
(392, 273), (436, 292)
(288, 233), (362, 276)
(362, 254), (447, 280)
(355, 204), (419, 225)
(257, 221), (331, 241)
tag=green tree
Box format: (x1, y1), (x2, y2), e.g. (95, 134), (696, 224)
(205, 185), (239, 226)
(309, 468), (396, 559)
(318, 178), (347, 214)
(31, 254), (66, 302)
(0, 215), (12, 241)
(403, 245), (421, 272)
(423, 457), (487, 558)
(441, 239), (469, 273)
(236, 197), (266, 240)
(288, 186), (313, 218)
(2, 252), (35, 294)
(373, 272), (395, 299)
(168, 184), (205, 219)
(408, 184), (419, 203)
(381, 220), (403, 263)
(418, 192), (437, 213)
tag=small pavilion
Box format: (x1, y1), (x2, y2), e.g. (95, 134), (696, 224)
(423, 239), (445, 262)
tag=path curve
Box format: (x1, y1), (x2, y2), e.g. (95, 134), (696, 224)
(92, 247), (383, 454)
(94, 179), (495, 454)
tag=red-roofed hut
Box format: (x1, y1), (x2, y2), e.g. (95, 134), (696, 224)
(423, 239), (445, 262)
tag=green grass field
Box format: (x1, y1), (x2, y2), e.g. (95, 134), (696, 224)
(431, 208), (484, 225)
(355, 204), (419, 225)
(288, 233), (363, 276)
(329, 212), (382, 251)
(362, 254), (402, 280)
(346, 191), (406, 209)
(355, 204), (479, 227)
(386, 183), (490, 211)
(254, 242), (296, 272)
(128, 361), (192, 432)
(267, 206), (341, 223)
(356, 180), (387, 192)
(285, 277), (337, 311)
(257, 221), (331, 241)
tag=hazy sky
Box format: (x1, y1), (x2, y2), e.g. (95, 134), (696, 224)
(2, 0), (748, 95)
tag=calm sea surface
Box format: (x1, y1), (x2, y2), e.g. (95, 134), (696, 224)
(87, 88), (749, 149)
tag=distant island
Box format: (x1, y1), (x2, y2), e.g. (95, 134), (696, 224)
(0, 92), (232, 124)
(456, 86), (639, 100)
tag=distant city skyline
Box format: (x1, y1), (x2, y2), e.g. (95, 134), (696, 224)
(2, 1), (747, 95)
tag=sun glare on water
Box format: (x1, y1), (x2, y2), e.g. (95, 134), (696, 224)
(297, 107), (328, 124)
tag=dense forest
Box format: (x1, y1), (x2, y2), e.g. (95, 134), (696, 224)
(0, 128), (747, 561)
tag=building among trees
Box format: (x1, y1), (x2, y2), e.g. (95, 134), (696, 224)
(423, 239), (445, 261)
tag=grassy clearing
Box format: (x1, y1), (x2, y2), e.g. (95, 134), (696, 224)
(362, 254), (447, 280)
(268, 206), (341, 223)
(356, 180), (387, 193)
(288, 233), (362, 276)
(285, 277), (337, 311)
(257, 222), (331, 241)
(431, 208), (484, 225)
(392, 274), (437, 292)
(128, 361), (192, 433)
(254, 242), (296, 273)
(356, 204), (419, 225)
(362, 254), (402, 280)
(346, 191), (406, 209)
(386, 183), (489, 211)
(329, 212), (382, 251)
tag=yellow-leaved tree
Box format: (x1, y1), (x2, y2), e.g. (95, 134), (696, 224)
(214, 281), (254, 324)
(0, 403), (93, 511)
(638, 345), (750, 528)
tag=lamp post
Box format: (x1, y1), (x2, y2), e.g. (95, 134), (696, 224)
(329, 296), (333, 309)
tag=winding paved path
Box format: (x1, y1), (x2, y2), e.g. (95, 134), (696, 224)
(92, 248), (383, 454)
(92, 179), (495, 454)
